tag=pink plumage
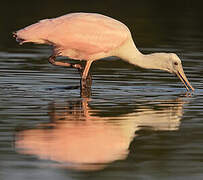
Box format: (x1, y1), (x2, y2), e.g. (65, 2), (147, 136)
(13, 12), (194, 91)
(15, 13), (130, 60)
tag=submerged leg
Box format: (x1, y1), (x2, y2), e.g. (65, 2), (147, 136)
(79, 60), (93, 95)
(48, 56), (93, 93)
(48, 55), (82, 70)
(80, 79), (92, 98)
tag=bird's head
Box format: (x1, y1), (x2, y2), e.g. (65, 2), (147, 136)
(164, 53), (194, 91)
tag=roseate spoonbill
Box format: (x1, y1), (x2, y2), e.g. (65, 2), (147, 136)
(13, 12), (194, 91)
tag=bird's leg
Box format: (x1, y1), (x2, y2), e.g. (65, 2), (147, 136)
(80, 80), (92, 98)
(82, 60), (93, 80)
(79, 60), (93, 92)
(48, 55), (83, 70)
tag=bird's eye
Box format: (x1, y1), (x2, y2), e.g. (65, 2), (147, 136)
(174, 62), (178, 65)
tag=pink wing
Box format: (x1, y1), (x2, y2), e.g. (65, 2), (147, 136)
(45, 13), (131, 56)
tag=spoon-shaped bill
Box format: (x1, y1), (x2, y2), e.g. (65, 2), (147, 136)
(176, 67), (194, 91)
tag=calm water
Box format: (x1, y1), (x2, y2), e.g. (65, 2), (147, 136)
(1, 1), (203, 180)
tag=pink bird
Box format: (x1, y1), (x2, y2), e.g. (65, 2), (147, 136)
(13, 12), (194, 91)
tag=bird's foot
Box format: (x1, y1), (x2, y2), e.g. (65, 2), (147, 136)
(48, 55), (57, 65)
(48, 55), (84, 70)
(71, 63), (83, 70)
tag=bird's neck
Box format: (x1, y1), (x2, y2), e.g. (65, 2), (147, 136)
(118, 41), (168, 71)
(126, 52), (165, 70)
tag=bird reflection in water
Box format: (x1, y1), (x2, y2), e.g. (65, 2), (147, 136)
(15, 88), (187, 171)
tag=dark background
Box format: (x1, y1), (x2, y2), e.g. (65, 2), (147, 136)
(1, 0), (203, 51)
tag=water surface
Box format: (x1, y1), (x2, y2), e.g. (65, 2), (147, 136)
(1, 1), (203, 180)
